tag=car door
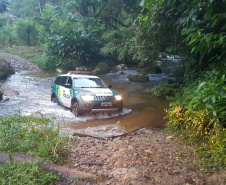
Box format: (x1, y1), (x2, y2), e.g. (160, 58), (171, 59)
(58, 76), (68, 106)
(60, 77), (72, 108)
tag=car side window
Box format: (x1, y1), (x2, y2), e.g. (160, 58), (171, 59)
(65, 77), (72, 89)
(59, 76), (68, 86)
(54, 77), (61, 85)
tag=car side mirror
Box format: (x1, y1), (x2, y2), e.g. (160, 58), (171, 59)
(65, 84), (72, 89)
(108, 84), (112, 88)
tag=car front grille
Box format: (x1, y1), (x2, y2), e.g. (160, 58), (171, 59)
(93, 104), (118, 109)
(94, 96), (114, 101)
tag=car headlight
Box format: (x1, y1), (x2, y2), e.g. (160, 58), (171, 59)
(81, 95), (95, 101)
(115, 95), (122, 101)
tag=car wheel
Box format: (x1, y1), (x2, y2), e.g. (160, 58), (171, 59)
(118, 107), (123, 113)
(71, 101), (81, 117)
(118, 102), (123, 113)
(52, 96), (58, 104)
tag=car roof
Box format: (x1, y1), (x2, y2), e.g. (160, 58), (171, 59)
(59, 74), (99, 79)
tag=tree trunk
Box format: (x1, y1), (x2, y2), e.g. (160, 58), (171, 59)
(38, 0), (42, 16)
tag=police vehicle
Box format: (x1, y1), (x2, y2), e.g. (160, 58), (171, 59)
(51, 71), (123, 116)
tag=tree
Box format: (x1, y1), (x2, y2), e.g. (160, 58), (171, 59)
(15, 19), (39, 46)
(8, 0), (63, 18)
(139, 0), (226, 69)
(0, 0), (8, 14)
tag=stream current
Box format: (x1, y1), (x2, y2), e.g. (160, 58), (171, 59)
(0, 61), (177, 136)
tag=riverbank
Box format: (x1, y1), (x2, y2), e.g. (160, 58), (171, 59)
(0, 52), (41, 72)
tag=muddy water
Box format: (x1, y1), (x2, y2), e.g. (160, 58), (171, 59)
(0, 70), (170, 136)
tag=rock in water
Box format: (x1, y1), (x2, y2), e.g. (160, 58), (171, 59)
(0, 91), (2, 101)
(0, 58), (15, 80)
(116, 64), (127, 71)
(2, 87), (19, 96)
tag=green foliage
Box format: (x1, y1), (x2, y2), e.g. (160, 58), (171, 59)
(100, 26), (135, 63)
(146, 83), (178, 98)
(0, 162), (59, 185)
(0, 25), (16, 47)
(46, 30), (100, 70)
(166, 66), (226, 169)
(128, 27), (159, 66)
(15, 19), (39, 46)
(180, 0), (226, 68)
(0, 115), (71, 163)
(8, 0), (62, 18)
(140, 0), (226, 70)
(138, 0), (183, 58)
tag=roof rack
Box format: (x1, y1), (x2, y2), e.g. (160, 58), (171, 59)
(68, 71), (93, 75)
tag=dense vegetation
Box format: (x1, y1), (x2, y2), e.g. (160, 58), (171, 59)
(0, 0), (225, 170)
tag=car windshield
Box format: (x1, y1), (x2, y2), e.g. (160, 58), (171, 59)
(73, 77), (108, 88)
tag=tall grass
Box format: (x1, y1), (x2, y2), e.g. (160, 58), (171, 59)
(0, 162), (59, 185)
(0, 115), (71, 163)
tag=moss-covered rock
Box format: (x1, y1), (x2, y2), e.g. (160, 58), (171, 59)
(93, 63), (111, 75)
(0, 58), (15, 80)
(127, 74), (149, 82)
(116, 64), (127, 71)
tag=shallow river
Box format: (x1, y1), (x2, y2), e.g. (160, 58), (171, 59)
(0, 67), (174, 136)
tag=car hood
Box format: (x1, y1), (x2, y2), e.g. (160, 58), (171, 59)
(81, 88), (113, 96)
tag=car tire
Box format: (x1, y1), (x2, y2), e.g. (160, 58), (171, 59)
(118, 104), (123, 113)
(52, 96), (59, 104)
(118, 107), (123, 113)
(71, 101), (81, 117)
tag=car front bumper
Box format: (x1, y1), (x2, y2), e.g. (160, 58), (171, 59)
(79, 100), (123, 114)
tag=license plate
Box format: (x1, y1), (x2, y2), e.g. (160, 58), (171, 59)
(101, 102), (112, 107)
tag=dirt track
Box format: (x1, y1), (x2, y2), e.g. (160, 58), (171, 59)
(63, 128), (225, 185)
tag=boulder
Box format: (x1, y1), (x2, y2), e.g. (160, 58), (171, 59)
(0, 91), (2, 101)
(127, 74), (149, 83)
(116, 64), (127, 71)
(159, 52), (168, 59)
(2, 87), (19, 96)
(93, 63), (111, 75)
(56, 68), (66, 74)
(0, 58), (15, 80)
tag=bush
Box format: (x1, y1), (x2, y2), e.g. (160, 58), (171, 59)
(145, 83), (178, 98)
(166, 67), (226, 169)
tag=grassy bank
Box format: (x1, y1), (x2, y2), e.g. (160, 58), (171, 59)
(0, 162), (59, 185)
(0, 46), (47, 70)
(0, 115), (72, 184)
